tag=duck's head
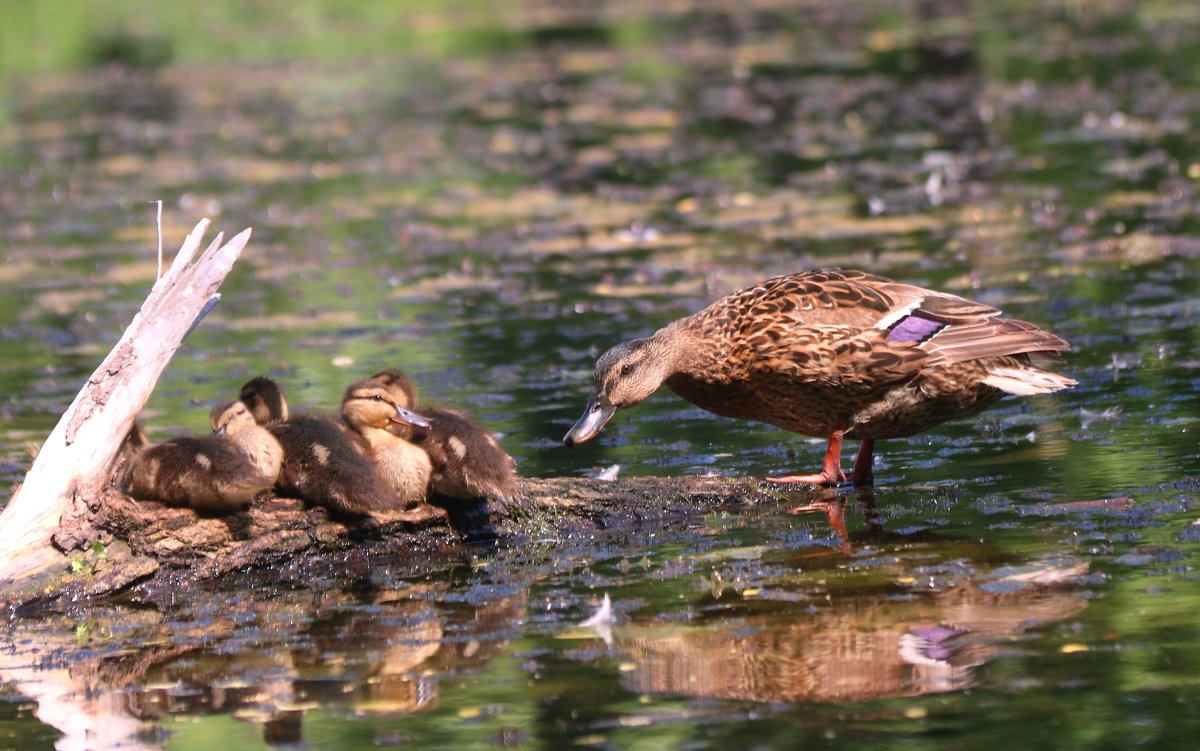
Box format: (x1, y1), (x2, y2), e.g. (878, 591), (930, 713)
(342, 379), (430, 432)
(239, 376), (289, 424)
(211, 400), (257, 437)
(563, 337), (674, 447)
(370, 368), (419, 409)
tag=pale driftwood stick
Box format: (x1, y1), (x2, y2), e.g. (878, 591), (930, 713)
(0, 220), (251, 590)
(0, 624), (158, 751)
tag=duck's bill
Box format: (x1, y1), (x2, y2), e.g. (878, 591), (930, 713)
(389, 405), (431, 429)
(563, 396), (616, 447)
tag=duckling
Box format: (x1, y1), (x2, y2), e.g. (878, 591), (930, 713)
(209, 399), (284, 484)
(119, 420), (272, 514)
(564, 268), (1076, 485)
(267, 413), (401, 519)
(235, 376), (402, 518)
(371, 369), (521, 507)
(239, 375), (435, 518)
(340, 379), (434, 506)
(239, 376), (289, 425)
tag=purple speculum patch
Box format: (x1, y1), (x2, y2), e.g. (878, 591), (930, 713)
(889, 314), (944, 343)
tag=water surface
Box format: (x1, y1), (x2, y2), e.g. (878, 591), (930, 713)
(1, 1), (1198, 749)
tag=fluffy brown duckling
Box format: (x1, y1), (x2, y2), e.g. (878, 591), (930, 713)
(371, 369), (521, 507)
(209, 399), (284, 484)
(239, 376), (289, 425)
(119, 421), (272, 514)
(268, 414), (406, 519)
(340, 378), (434, 505)
(564, 269), (1076, 485)
(236, 377), (409, 519)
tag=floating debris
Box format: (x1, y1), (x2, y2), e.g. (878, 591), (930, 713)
(580, 592), (617, 646)
(1080, 404), (1123, 428)
(1106, 354), (1140, 379)
(591, 465), (621, 481)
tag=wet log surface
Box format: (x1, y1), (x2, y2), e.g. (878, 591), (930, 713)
(15, 474), (798, 610)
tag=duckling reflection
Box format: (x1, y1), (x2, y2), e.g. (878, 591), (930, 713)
(371, 368), (521, 508)
(119, 421), (272, 514)
(107, 580), (530, 744)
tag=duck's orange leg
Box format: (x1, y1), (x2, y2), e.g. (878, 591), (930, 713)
(850, 437), (875, 487)
(767, 426), (847, 485)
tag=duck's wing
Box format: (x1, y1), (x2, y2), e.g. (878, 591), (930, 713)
(707, 269), (995, 332)
(727, 269), (1068, 359)
(746, 324), (927, 394)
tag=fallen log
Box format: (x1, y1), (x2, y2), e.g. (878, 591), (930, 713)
(0, 220), (251, 605)
(14, 472), (805, 609)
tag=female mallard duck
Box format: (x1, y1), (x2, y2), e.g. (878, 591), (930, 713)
(563, 269), (1076, 485)
(119, 421), (272, 514)
(340, 378), (434, 506)
(210, 399), (284, 484)
(371, 368), (521, 507)
(239, 377), (419, 519)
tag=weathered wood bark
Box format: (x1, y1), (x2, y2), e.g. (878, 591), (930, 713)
(0, 220), (251, 598)
(23, 474), (799, 609)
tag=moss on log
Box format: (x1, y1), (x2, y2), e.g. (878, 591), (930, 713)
(0, 475), (801, 609)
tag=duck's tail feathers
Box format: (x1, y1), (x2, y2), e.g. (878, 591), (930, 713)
(923, 318), (1071, 364)
(982, 366), (1077, 396)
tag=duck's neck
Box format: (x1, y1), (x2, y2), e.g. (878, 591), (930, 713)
(354, 424), (395, 449)
(653, 318), (708, 378)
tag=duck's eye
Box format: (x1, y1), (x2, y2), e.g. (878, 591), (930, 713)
(372, 395), (383, 402)
(620, 363), (635, 376)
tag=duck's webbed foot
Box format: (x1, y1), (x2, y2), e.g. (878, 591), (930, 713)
(766, 470), (845, 486)
(766, 433), (876, 487)
(765, 426), (851, 486)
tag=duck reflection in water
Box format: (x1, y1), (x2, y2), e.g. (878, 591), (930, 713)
(786, 486), (883, 556)
(616, 563), (1089, 704)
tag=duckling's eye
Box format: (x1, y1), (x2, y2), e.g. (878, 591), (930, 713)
(372, 395), (383, 402)
(620, 363), (635, 376)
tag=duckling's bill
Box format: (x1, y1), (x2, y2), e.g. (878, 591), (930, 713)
(563, 394), (616, 446)
(390, 404), (431, 429)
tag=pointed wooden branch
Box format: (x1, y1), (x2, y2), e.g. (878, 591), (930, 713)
(0, 220), (251, 592)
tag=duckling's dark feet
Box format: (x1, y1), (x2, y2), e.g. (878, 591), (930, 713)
(367, 502), (445, 527)
(489, 493), (532, 516)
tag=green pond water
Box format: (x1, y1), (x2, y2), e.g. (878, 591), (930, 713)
(2, 0), (1199, 748)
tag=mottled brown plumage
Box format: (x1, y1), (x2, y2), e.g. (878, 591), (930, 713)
(340, 379), (433, 506)
(235, 376), (402, 519)
(210, 400), (284, 484)
(119, 421), (271, 514)
(564, 269), (1076, 485)
(372, 369), (522, 507)
(239, 376), (289, 425)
